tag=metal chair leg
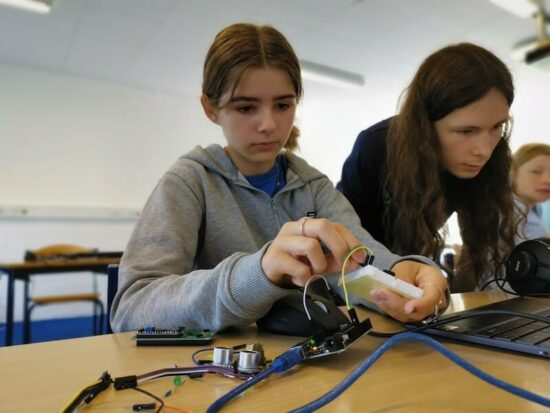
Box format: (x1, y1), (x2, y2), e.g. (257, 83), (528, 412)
(25, 303), (36, 344)
(92, 300), (105, 335)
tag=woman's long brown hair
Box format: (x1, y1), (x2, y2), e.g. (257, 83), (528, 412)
(385, 43), (517, 291)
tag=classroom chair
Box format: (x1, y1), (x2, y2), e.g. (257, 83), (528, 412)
(24, 244), (105, 342)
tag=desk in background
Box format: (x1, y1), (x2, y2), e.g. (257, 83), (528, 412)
(0, 257), (120, 346)
(0, 292), (548, 412)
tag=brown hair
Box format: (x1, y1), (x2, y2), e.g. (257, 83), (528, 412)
(202, 23), (302, 151)
(385, 43), (517, 291)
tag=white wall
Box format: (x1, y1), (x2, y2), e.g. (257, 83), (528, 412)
(1, 59), (549, 323)
(0, 63), (224, 321)
(509, 64), (550, 151)
(0, 63), (222, 206)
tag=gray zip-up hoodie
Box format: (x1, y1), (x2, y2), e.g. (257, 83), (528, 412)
(110, 144), (433, 332)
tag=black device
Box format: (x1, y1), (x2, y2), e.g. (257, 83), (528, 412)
(414, 297), (550, 358)
(506, 238), (550, 295)
(256, 292), (351, 337)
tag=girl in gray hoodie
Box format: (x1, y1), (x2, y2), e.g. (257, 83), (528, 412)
(110, 23), (448, 333)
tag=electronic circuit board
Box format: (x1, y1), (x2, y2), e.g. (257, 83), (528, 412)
(295, 317), (372, 360)
(135, 327), (214, 346)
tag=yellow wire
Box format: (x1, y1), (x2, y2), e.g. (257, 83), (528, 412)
(60, 378), (103, 413)
(341, 246), (373, 310)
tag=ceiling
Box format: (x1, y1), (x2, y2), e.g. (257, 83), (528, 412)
(0, 0), (548, 98)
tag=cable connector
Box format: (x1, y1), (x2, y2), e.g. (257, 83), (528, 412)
(347, 307), (360, 326)
(133, 402), (156, 411)
(364, 254), (375, 266)
(114, 375), (138, 390)
(270, 347), (304, 373)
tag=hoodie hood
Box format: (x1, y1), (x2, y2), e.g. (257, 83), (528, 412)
(182, 144), (326, 185)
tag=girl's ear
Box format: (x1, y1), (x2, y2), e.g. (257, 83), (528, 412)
(201, 94), (219, 124)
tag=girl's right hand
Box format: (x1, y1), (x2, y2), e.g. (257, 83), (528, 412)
(261, 218), (366, 287)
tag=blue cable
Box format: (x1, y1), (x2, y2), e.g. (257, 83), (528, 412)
(289, 332), (550, 412)
(206, 346), (303, 413)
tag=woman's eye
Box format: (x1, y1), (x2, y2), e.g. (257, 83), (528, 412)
(237, 106), (254, 114)
(456, 129), (474, 135)
(276, 103), (290, 110)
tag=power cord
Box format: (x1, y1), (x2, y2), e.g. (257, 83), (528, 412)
(288, 332), (550, 412)
(205, 346), (304, 413)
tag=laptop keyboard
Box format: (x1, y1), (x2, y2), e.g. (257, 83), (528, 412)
(473, 309), (550, 349)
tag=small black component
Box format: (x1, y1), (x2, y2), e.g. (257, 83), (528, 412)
(133, 402), (156, 411)
(347, 307), (360, 326)
(114, 375), (138, 390)
(365, 254), (375, 266)
(135, 327), (214, 346)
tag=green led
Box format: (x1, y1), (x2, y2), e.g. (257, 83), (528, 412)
(308, 339), (316, 345)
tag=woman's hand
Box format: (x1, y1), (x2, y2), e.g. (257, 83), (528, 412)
(369, 260), (449, 323)
(262, 218), (366, 288)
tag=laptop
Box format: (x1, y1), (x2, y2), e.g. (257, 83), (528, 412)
(414, 297), (550, 358)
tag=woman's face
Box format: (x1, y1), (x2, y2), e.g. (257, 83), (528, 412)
(434, 88), (510, 179)
(202, 67), (297, 175)
(515, 154), (550, 206)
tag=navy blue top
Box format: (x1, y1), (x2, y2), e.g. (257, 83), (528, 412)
(245, 155), (288, 198)
(337, 118), (392, 246)
(337, 117), (457, 250)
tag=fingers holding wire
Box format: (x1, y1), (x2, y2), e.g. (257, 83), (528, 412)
(295, 218), (366, 269)
(262, 234), (328, 287)
(263, 218), (365, 288)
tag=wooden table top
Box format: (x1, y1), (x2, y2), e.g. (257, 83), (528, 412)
(0, 291), (548, 412)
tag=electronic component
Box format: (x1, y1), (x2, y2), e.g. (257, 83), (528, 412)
(135, 327), (214, 346)
(202, 344), (267, 373)
(294, 317), (372, 360)
(212, 347), (234, 366)
(339, 264), (424, 301)
(237, 350), (262, 373)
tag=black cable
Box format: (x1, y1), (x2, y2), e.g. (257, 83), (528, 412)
(480, 277), (501, 291)
(120, 384), (165, 413)
(480, 275), (550, 297)
(494, 276), (519, 295)
(191, 348), (212, 365)
(478, 255), (550, 297)
(367, 330), (397, 338)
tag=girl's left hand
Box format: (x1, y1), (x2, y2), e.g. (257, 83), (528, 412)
(369, 260), (449, 323)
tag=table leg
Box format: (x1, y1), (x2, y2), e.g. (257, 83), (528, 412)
(5, 270), (15, 346)
(23, 278), (31, 344)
